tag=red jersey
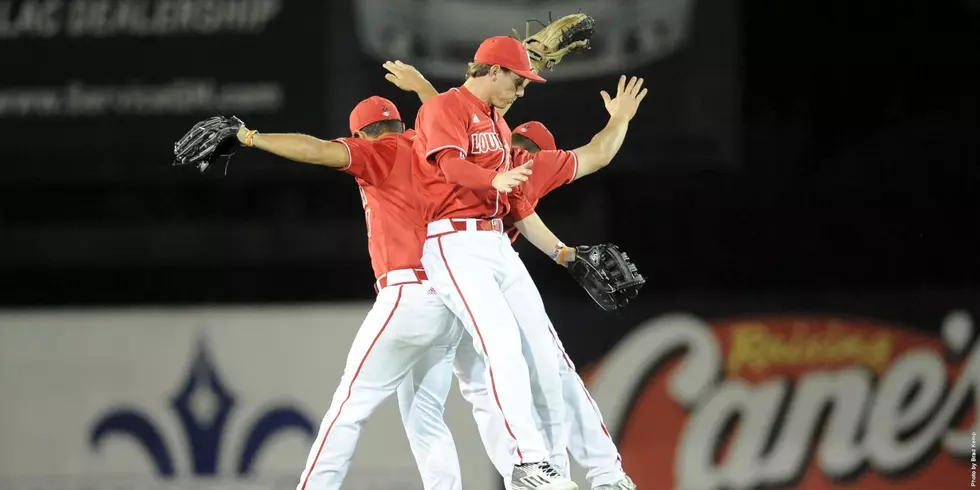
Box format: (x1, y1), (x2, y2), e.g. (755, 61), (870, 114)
(412, 86), (534, 223)
(334, 132), (425, 279)
(503, 148), (579, 242)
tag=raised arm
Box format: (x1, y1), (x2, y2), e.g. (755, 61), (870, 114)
(571, 75), (648, 180)
(383, 61), (440, 104)
(235, 126), (350, 168)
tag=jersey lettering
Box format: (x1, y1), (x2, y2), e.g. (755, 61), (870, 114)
(358, 185), (371, 238)
(470, 132), (504, 155)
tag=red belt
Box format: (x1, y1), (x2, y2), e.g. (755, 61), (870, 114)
(427, 218), (505, 238)
(374, 268), (428, 294)
(453, 219), (503, 232)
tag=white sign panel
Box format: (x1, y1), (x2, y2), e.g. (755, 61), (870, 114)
(0, 305), (497, 490)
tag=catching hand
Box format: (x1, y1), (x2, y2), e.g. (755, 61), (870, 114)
(517, 13), (596, 72)
(492, 160), (533, 193)
(600, 75), (648, 121)
(568, 244), (646, 311)
(173, 115), (244, 173)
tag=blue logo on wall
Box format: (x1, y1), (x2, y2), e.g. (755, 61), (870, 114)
(89, 339), (315, 477)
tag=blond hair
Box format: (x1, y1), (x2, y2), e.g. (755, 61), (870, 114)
(466, 62), (511, 79)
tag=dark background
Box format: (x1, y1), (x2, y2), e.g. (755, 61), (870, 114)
(1, 0), (977, 344)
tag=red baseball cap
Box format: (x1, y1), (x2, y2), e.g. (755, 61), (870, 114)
(514, 121), (556, 151)
(474, 36), (546, 83)
(349, 96), (401, 134)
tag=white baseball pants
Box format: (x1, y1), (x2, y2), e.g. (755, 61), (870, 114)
(420, 218), (567, 467)
(296, 276), (462, 490)
(398, 336), (464, 490)
(397, 324), (627, 490)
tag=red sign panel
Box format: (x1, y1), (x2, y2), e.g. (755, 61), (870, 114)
(585, 313), (977, 490)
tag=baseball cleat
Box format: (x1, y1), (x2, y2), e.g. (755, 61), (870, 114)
(593, 475), (636, 490)
(511, 462), (578, 490)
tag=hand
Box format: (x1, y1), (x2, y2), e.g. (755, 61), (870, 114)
(600, 75), (648, 121)
(383, 60), (430, 93)
(492, 160), (533, 193)
(236, 125), (250, 144)
(557, 246), (577, 268)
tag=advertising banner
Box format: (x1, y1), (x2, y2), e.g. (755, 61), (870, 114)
(585, 311), (977, 490)
(0, 0), (329, 180)
(1, 301), (976, 490)
(0, 305), (496, 490)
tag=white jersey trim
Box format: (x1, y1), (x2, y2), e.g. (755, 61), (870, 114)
(425, 145), (467, 161)
(567, 150), (580, 184)
(335, 138), (353, 171)
(488, 117), (507, 218)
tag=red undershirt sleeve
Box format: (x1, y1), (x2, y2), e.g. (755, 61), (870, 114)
(435, 149), (497, 190)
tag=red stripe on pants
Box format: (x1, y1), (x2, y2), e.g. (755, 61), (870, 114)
(547, 324), (622, 463)
(437, 236), (525, 463)
(299, 286), (405, 490)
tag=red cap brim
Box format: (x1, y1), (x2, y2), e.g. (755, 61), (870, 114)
(515, 69), (546, 83)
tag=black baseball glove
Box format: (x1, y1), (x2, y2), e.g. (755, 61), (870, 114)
(568, 244), (645, 311)
(173, 115), (244, 173)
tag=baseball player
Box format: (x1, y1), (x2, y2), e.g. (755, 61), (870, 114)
(409, 35), (604, 490)
(385, 62), (645, 490)
(452, 121), (637, 490)
(228, 97), (467, 490)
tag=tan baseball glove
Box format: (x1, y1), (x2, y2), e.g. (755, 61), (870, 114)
(513, 12), (596, 72)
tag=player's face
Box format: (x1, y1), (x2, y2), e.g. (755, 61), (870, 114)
(488, 67), (527, 109)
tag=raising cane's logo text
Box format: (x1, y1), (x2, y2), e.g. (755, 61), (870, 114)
(588, 312), (978, 490)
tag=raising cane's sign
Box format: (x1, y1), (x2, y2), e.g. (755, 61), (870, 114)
(586, 312), (978, 490)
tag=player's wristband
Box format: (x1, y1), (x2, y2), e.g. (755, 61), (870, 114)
(244, 130), (258, 147)
(551, 241), (570, 265)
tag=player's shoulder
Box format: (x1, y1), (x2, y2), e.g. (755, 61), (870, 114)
(421, 89), (463, 112)
(431, 88), (462, 102)
(376, 133), (405, 150)
(512, 148), (573, 171)
(531, 149), (574, 163)
(342, 134), (402, 157)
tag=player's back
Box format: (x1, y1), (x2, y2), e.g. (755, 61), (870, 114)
(336, 131), (425, 279)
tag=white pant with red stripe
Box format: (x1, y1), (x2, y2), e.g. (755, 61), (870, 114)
(420, 218), (567, 467)
(296, 277), (462, 490)
(397, 323), (627, 490)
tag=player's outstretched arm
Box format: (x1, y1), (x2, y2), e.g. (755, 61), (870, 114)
(235, 126), (350, 168)
(513, 212), (576, 266)
(509, 183), (575, 265)
(434, 149), (533, 192)
(571, 75), (648, 180)
(383, 61), (440, 104)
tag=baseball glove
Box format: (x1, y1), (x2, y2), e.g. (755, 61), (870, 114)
(172, 115), (244, 173)
(514, 12), (596, 72)
(568, 244), (645, 311)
